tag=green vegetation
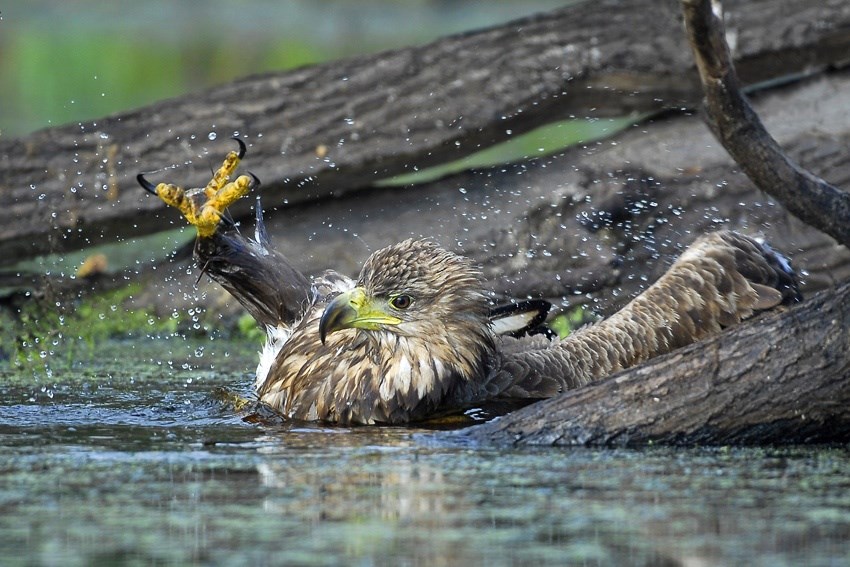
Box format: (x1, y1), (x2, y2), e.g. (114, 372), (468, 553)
(549, 305), (599, 338)
(2, 284), (179, 372)
(2, 29), (338, 137)
(236, 312), (266, 345)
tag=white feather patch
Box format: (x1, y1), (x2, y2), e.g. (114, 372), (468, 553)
(255, 324), (291, 390)
(490, 311), (541, 336)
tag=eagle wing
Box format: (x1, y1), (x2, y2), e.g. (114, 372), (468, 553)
(488, 231), (800, 399)
(194, 205), (313, 329)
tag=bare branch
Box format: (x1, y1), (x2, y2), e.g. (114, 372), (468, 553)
(682, 0), (850, 247)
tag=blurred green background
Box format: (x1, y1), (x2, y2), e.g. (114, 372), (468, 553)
(1, 0), (572, 138)
(5, 0), (638, 279)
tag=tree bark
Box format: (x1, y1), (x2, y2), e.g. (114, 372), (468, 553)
(122, 70), (850, 324)
(456, 0), (850, 447)
(460, 281), (850, 446)
(1, 0), (849, 266)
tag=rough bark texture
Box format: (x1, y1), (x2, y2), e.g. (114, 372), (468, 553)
(121, 70), (850, 325)
(2, 0), (849, 266)
(1, 0), (847, 446)
(460, 281), (850, 446)
(454, 0), (850, 447)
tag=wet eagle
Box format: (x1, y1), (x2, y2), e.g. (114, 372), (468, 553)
(139, 141), (800, 425)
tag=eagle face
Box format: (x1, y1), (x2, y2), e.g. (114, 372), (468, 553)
(259, 239), (496, 425)
(321, 239), (490, 341)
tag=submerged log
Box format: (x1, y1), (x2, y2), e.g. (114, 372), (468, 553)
(2, 0), (850, 267)
(460, 281), (850, 446)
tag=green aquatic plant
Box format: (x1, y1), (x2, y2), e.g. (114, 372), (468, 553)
(3, 284), (180, 372)
(236, 312), (266, 345)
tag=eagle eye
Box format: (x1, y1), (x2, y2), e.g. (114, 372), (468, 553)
(389, 294), (413, 310)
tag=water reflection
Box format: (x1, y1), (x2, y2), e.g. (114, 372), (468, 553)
(1, 339), (849, 565)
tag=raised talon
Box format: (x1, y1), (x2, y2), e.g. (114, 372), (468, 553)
(137, 139), (258, 238)
(203, 138), (247, 199)
(233, 137), (247, 159)
(137, 173), (158, 195)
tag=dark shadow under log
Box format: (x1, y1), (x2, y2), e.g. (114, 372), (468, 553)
(460, 281), (850, 446)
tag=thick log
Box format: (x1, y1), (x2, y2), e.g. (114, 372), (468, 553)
(126, 71), (850, 323)
(2, 0), (850, 266)
(455, 0), (850, 447)
(459, 281), (850, 446)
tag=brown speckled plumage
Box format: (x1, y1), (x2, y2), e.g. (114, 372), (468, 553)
(489, 231), (800, 399)
(194, 225), (799, 425)
(257, 240), (494, 424)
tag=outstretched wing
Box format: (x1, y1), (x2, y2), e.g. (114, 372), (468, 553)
(194, 201), (314, 329)
(490, 230), (801, 398)
(138, 141), (315, 330)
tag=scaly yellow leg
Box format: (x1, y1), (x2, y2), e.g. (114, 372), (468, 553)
(139, 140), (257, 238)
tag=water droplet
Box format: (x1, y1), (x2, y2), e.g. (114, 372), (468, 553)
(208, 132), (217, 141)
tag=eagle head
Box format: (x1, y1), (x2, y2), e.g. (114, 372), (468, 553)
(320, 239), (490, 343)
(262, 239), (495, 424)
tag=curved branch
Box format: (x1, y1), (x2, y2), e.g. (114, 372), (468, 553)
(682, 0), (850, 247)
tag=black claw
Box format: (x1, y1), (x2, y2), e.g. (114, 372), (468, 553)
(247, 171), (261, 188)
(137, 173), (158, 196)
(232, 137), (247, 159)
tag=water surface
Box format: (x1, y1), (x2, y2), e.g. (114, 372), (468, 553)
(2, 338), (848, 565)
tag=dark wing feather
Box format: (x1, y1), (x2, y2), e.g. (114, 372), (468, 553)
(490, 230), (800, 398)
(193, 204), (313, 328)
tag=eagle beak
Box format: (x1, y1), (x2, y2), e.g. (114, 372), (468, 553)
(319, 287), (402, 344)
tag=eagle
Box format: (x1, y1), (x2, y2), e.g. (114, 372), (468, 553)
(138, 141), (800, 425)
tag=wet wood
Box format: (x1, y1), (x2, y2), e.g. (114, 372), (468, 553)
(14, 70), (850, 327)
(460, 281), (850, 446)
(2, 0), (850, 266)
(129, 71), (850, 323)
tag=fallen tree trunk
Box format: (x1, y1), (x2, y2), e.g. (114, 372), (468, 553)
(460, 281), (850, 446)
(121, 70), (850, 324)
(1, 0), (849, 266)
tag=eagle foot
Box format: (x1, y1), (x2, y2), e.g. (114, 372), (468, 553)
(137, 138), (258, 238)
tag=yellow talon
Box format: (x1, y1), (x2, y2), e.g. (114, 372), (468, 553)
(138, 139), (257, 238)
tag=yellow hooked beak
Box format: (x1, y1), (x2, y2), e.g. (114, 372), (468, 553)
(319, 287), (402, 344)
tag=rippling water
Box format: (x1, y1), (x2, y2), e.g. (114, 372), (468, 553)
(2, 338), (848, 566)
